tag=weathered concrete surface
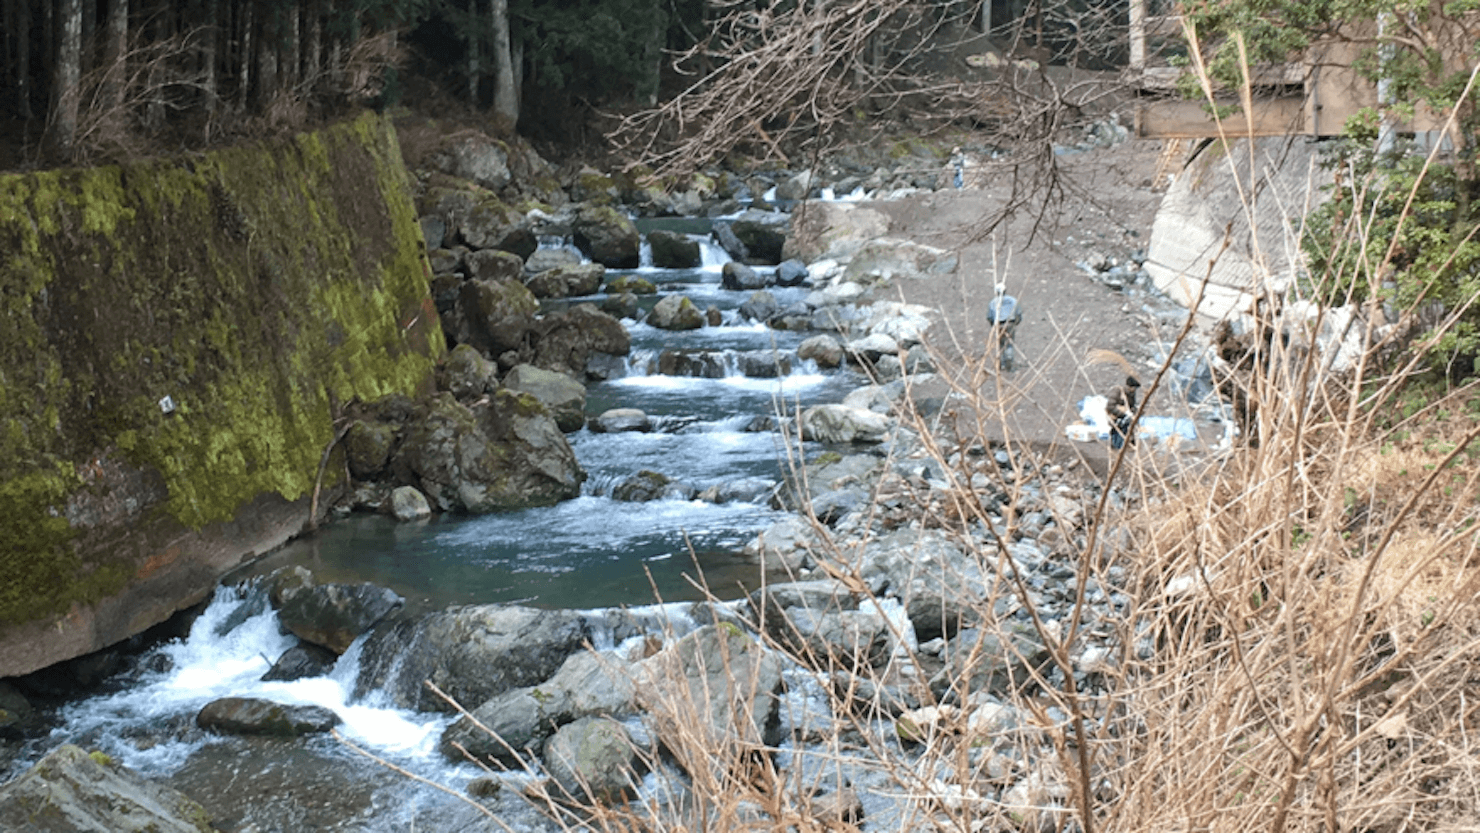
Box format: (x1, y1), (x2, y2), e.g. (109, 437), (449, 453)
(0, 112), (442, 676)
(1146, 135), (1329, 320)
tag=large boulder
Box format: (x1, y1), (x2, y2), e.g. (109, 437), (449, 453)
(843, 238), (958, 283)
(647, 294), (704, 331)
(261, 642), (338, 682)
(454, 278), (540, 355)
(648, 230), (702, 268)
(605, 275), (657, 295)
(636, 625), (785, 759)
(543, 717), (640, 805)
(274, 581), (404, 654)
(439, 651), (637, 766)
(197, 697), (341, 737)
(529, 304), (632, 378)
(503, 363), (587, 433)
(439, 343), (498, 401)
(460, 193), (538, 258)
(0, 744), (217, 832)
(526, 262), (606, 300)
(721, 261), (769, 291)
(855, 529), (991, 642)
(465, 248), (525, 282)
(356, 604), (592, 712)
(726, 210), (789, 264)
(738, 290), (779, 323)
(573, 205), (640, 268)
(783, 201), (891, 264)
(798, 334), (845, 368)
(390, 391), (585, 513)
(524, 246), (582, 274)
(433, 134), (512, 192)
(590, 408), (651, 433)
(344, 419), (398, 480)
(799, 404), (892, 443)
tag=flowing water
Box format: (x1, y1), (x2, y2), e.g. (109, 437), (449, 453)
(13, 225), (875, 829)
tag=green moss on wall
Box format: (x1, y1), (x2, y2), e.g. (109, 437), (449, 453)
(0, 112), (442, 628)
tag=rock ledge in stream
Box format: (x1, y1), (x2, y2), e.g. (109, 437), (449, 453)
(0, 744), (217, 832)
(356, 604), (591, 712)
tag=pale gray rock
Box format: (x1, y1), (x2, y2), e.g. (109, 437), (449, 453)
(783, 201), (890, 264)
(542, 717), (640, 805)
(591, 408), (651, 433)
(503, 363), (587, 433)
(390, 485), (432, 521)
(799, 404), (891, 443)
(647, 294), (704, 330)
(797, 334), (844, 368)
(0, 744), (217, 832)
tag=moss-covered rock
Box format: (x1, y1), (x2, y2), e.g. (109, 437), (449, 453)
(572, 204), (640, 268)
(0, 112), (442, 676)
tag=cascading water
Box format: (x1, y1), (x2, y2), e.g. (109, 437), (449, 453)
(16, 220), (871, 830)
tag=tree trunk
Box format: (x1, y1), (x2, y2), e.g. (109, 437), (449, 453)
(15, 0), (35, 119)
(47, 0), (84, 159)
(306, 0), (322, 91)
(144, 0), (165, 128)
(238, 0), (252, 108)
(467, 0), (480, 105)
(256, 0), (278, 108)
(283, 1), (298, 92)
(200, 0), (217, 113)
(489, 0), (516, 128)
(101, 0), (126, 108)
(81, 0), (95, 75)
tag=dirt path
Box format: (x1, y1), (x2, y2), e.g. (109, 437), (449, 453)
(866, 139), (1204, 472)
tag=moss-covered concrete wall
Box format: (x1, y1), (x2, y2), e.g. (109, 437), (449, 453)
(0, 112), (444, 676)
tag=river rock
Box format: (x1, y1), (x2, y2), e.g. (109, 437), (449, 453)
(503, 363), (587, 433)
(391, 391), (584, 513)
(0, 682), (36, 737)
(524, 246), (582, 274)
(466, 248), (525, 282)
(658, 350), (725, 378)
(783, 201), (891, 264)
(440, 343), (498, 401)
(356, 604), (592, 712)
(774, 170), (813, 202)
(389, 485), (432, 520)
(605, 275), (657, 294)
(636, 625), (785, 758)
(798, 334), (844, 368)
(697, 477), (777, 505)
(261, 641), (338, 681)
(601, 291), (640, 320)
(721, 261), (768, 291)
(542, 717), (640, 805)
(344, 418), (398, 480)
(434, 133), (512, 191)
(647, 294), (704, 330)
(648, 230), (702, 268)
(748, 579), (861, 631)
(420, 216), (447, 250)
(591, 408), (651, 433)
(771, 607), (891, 671)
(573, 204), (640, 268)
(847, 332), (900, 363)
(726, 210), (789, 264)
(712, 221), (750, 262)
(799, 404), (891, 443)
(843, 238), (958, 283)
(0, 744), (218, 833)
(738, 290), (779, 323)
(439, 650), (638, 766)
(528, 303), (631, 377)
(455, 278), (539, 355)
(740, 519), (822, 572)
(735, 349), (791, 378)
(776, 258), (810, 287)
(527, 262), (605, 299)
(197, 697), (341, 736)
(856, 529), (989, 641)
(705, 305), (723, 327)
(931, 621), (1051, 701)
(612, 470), (680, 502)
(277, 581), (404, 654)
(427, 247), (462, 275)
(461, 193), (537, 259)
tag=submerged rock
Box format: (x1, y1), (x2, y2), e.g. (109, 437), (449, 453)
(0, 744), (217, 832)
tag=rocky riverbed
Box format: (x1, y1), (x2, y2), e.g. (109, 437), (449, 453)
(1, 122), (1246, 831)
